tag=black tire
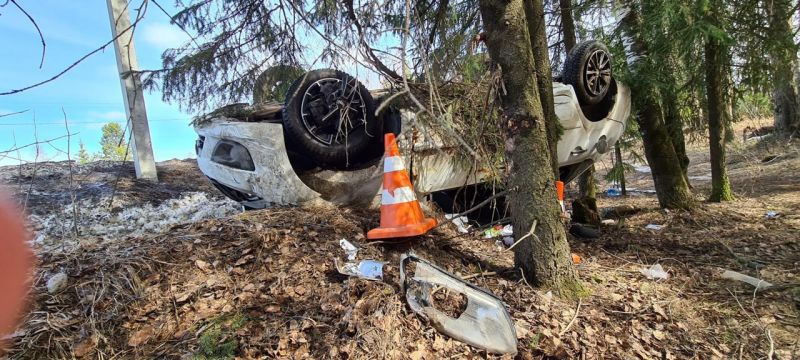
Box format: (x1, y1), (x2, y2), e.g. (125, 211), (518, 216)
(252, 65), (305, 104)
(282, 69), (381, 169)
(562, 40), (613, 106)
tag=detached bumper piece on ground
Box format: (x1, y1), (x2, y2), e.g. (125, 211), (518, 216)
(400, 253), (518, 355)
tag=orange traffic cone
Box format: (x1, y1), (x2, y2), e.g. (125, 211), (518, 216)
(367, 133), (437, 240)
(556, 180), (566, 214)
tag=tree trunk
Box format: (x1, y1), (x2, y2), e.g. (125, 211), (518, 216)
(704, 23), (735, 202)
(559, 0), (577, 53)
(478, 0), (582, 294)
(663, 86), (691, 188)
(769, 0), (800, 134)
(525, 0), (560, 177)
(620, 3), (694, 209)
(614, 145), (627, 196)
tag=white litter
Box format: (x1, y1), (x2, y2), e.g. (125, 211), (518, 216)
(639, 264), (669, 280)
(46, 272), (69, 294)
(501, 225), (513, 236)
(336, 259), (385, 281)
(645, 224), (665, 231)
(765, 211), (780, 219)
(339, 239), (359, 260)
(502, 236), (514, 247)
(444, 214), (471, 233)
(721, 270), (773, 290)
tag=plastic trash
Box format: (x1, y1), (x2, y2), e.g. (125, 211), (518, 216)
(336, 259), (385, 281)
(640, 264), (669, 280)
(765, 211), (780, 219)
(645, 224), (664, 231)
(606, 187), (621, 197)
(502, 236), (514, 247)
(444, 214), (471, 233)
(721, 270), (773, 290)
(339, 239), (359, 260)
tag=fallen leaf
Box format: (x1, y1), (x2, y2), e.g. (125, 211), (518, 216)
(73, 337), (96, 358)
(653, 330), (666, 341)
(195, 260), (209, 271)
(127, 326), (154, 347)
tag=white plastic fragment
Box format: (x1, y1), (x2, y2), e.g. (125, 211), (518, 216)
(639, 264), (669, 280)
(501, 225), (513, 236)
(765, 211), (780, 219)
(502, 236), (515, 247)
(47, 272), (69, 294)
(645, 224), (665, 231)
(444, 214), (471, 233)
(721, 270), (773, 290)
(339, 238), (359, 260)
(336, 259), (384, 281)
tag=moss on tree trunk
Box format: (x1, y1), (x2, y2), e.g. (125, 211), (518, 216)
(478, 0), (582, 295)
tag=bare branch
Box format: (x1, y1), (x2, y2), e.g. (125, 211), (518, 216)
(9, 0), (46, 68)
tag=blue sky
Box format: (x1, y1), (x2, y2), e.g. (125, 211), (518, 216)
(0, 1), (206, 166)
(0, 1), (392, 167)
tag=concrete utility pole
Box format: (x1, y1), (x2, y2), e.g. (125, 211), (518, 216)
(106, 0), (158, 180)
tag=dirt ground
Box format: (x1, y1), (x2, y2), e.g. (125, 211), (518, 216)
(1, 125), (798, 359)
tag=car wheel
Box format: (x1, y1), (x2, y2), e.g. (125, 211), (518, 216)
(282, 69), (381, 169)
(562, 40), (612, 106)
(252, 65), (305, 104)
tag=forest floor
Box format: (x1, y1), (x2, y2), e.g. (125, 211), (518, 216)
(1, 121), (798, 359)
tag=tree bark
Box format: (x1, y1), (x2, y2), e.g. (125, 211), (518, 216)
(559, 0), (577, 53)
(525, 0), (560, 178)
(663, 85), (691, 188)
(478, 0), (582, 294)
(769, 0), (800, 134)
(614, 145), (627, 196)
(620, 3), (694, 209)
(704, 14), (735, 202)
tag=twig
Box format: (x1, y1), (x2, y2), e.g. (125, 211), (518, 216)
(0, 109), (29, 118)
(559, 298), (582, 337)
(506, 220), (537, 251)
(0, 4), (147, 96)
(62, 108), (80, 239)
(9, 0), (46, 68)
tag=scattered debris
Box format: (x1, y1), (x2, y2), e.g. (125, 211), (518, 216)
(484, 224), (512, 238)
(569, 223), (600, 238)
(571, 253), (583, 265)
(601, 204), (641, 218)
(502, 236), (514, 247)
(606, 187), (621, 197)
(339, 238), (360, 260)
(640, 264), (668, 280)
(645, 224), (665, 231)
(336, 259), (385, 281)
(721, 270), (773, 290)
(400, 253), (517, 355)
(46, 272), (69, 294)
(601, 219), (617, 226)
(444, 214), (471, 233)
(765, 211), (781, 219)
(634, 165), (651, 173)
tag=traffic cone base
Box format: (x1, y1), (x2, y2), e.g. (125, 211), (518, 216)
(367, 217), (437, 239)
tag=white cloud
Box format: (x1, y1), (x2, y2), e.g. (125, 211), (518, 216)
(141, 23), (190, 49)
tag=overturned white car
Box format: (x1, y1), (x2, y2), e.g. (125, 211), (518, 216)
(193, 41), (630, 208)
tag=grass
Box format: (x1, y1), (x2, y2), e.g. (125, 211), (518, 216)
(194, 313), (249, 360)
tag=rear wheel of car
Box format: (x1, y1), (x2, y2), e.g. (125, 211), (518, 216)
(282, 69), (381, 169)
(562, 40), (612, 106)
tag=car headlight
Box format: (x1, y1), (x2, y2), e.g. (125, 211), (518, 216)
(211, 140), (256, 171)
